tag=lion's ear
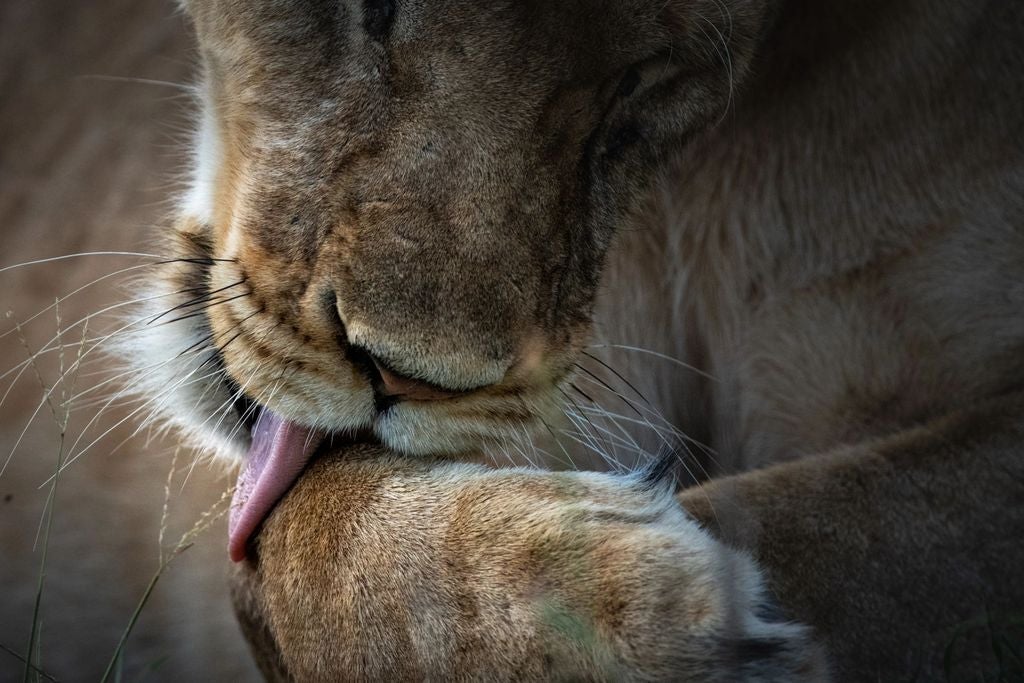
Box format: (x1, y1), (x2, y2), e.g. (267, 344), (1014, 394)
(651, 0), (772, 111)
(588, 0), (772, 190)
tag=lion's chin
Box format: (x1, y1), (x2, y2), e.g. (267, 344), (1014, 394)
(372, 401), (552, 458)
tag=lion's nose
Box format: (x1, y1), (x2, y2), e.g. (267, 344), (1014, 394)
(369, 357), (466, 401)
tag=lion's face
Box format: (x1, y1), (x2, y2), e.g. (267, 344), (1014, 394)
(136, 0), (762, 459)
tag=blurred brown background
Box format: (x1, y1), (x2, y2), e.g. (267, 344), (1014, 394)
(1, 1), (260, 679)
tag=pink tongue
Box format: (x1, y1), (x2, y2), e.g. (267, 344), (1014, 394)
(229, 409), (323, 562)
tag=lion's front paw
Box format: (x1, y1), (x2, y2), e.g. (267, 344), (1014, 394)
(229, 446), (828, 682)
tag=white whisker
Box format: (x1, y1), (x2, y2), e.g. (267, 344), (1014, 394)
(77, 74), (196, 93)
(38, 366), (227, 487)
(586, 343), (718, 381)
(0, 263), (174, 340)
(0, 252), (165, 275)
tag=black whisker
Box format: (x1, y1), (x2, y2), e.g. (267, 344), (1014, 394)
(178, 303), (263, 365)
(154, 290), (252, 328)
(573, 362), (644, 418)
(147, 279), (246, 325)
(206, 310), (263, 364)
(580, 350), (650, 404)
(152, 257), (237, 266)
(178, 330), (218, 360)
(569, 381), (597, 406)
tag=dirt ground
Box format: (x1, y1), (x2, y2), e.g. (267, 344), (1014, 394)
(0, 1), (260, 679)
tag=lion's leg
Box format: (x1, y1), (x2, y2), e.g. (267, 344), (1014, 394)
(679, 389), (1024, 680)
(228, 448), (829, 682)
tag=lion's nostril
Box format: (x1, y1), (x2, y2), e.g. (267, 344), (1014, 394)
(369, 356), (466, 402)
(345, 341), (466, 405)
(326, 290), (348, 345)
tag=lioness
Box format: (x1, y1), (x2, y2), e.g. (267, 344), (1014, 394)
(115, 0), (1023, 679)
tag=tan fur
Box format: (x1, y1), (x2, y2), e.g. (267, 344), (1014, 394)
(230, 447), (827, 681)
(60, 0), (1024, 680)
